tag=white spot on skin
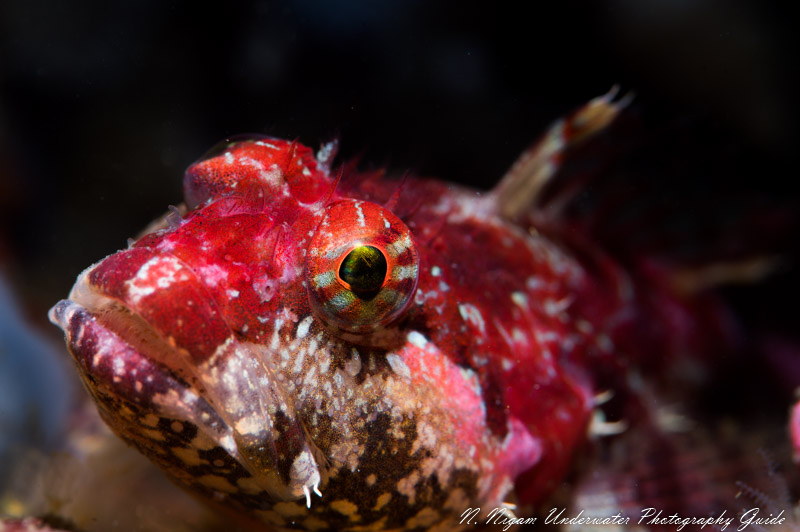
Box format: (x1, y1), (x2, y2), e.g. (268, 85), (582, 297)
(386, 353), (411, 380)
(224, 152), (234, 165)
(197, 264), (229, 287)
(293, 348), (306, 374)
(355, 201), (366, 228)
(458, 303), (486, 334)
(344, 349), (362, 376)
(126, 256), (192, 304)
(431, 266), (441, 277)
(313, 271), (336, 288)
(113, 356), (125, 376)
(227, 289), (240, 298)
(391, 265), (417, 281)
(318, 351), (331, 374)
(255, 140), (278, 149)
(296, 316), (313, 339)
(234, 415), (264, 436)
(407, 331), (428, 349)
(329, 291), (352, 310)
(240, 157), (282, 187)
(511, 291), (528, 309)
(386, 233), (412, 257)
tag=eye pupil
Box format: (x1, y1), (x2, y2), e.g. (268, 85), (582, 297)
(339, 246), (387, 299)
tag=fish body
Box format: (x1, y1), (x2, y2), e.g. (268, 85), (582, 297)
(49, 94), (728, 530)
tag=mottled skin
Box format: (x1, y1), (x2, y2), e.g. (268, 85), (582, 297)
(50, 94), (683, 530)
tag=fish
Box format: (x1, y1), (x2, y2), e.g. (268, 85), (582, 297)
(48, 91), (775, 531)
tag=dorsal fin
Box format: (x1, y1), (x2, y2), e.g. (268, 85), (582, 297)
(491, 87), (631, 220)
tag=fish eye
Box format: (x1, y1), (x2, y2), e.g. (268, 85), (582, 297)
(306, 200), (419, 334)
(338, 245), (388, 299)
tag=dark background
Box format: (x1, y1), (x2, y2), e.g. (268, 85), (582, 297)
(1, 0), (800, 515)
(0, 0), (797, 335)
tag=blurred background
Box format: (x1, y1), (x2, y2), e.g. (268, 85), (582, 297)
(0, 0), (798, 511)
(1, 0), (797, 319)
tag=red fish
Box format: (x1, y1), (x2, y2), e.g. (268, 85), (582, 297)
(48, 92), (760, 530)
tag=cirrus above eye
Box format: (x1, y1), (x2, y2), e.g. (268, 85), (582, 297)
(305, 200), (419, 334)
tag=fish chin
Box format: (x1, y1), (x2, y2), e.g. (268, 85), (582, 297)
(49, 269), (323, 506)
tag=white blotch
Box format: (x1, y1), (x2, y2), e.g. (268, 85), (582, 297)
(296, 316), (313, 339)
(431, 266), (441, 277)
(392, 265), (417, 281)
(313, 271), (336, 289)
(126, 256), (191, 305)
(324, 243), (350, 260)
(407, 331), (428, 349)
(458, 303), (486, 334)
(329, 291), (352, 310)
(240, 157), (282, 187)
(234, 415), (263, 436)
(318, 350), (331, 374)
(344, 349), (362, 376)
(226, 289), (240, 298)
(355, 201), (366, 228)
(113, 356), (125, 376)
(125, 272), (155, 302)
(224, 152), (234, 165)
(511, 291), (528, 309)
(386, 233), (412, 257)
(255, 140), (278, 149)
(414, 289), (426, 305)
(197, 264), (229, 287)
(293, 349), (306, 374)
(386, 353), (411, 380)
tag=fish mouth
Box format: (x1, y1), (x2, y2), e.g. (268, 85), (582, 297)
(50, 264), (325, 506)
(54, 268), (215, 397)
(49, 270), (234, 450)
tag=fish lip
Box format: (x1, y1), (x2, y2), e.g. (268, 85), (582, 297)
(48, 269), (220, 420)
